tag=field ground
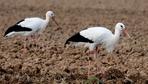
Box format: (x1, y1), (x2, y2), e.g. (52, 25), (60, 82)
(0, 0), (148, 83)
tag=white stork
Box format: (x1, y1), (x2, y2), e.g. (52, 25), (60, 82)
(65, 22), (130, 58)
(4, 11), (59, 52)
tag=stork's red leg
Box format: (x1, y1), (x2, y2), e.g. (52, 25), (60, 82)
(86, 50), (95, 55)
(21, 37), (28, 55)
(96, 46), (100, 53)
(31, 34), (40, 51)
(87, 59), (91, 77)
(94, 45), (101, 58)
(93, 49), (97, 59)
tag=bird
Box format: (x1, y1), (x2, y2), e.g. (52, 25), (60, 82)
(4, 11), (59, 53)
(65, 22), (130, 58)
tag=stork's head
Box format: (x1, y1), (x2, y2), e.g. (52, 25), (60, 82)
(46, 11), (55, 17)
(46, 11), (60, 28)
(115, 22), (130, 38)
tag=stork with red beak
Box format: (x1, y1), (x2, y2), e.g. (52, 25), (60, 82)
(4, 11), (60, 53)
(65, 22), (130, 57)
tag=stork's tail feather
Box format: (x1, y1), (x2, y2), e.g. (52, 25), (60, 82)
(3, 34), (6, 37)
(64, 39), (70, 47)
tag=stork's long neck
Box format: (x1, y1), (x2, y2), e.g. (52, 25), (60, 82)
(45, 14), (50, 23)
(113, 29), (121, 43)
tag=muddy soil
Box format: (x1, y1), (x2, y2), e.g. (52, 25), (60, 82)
(0, 0), (147, 84)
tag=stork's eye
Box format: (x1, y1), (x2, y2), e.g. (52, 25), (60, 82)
(120, 25), (123, 28)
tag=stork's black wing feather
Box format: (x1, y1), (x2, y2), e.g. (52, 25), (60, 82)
(4, 24), (32, 37)
(64, 32), (94, 47)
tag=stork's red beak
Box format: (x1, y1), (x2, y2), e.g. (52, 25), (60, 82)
(51, 17), (62, 30)
(123, 29), (131, 38)
(52, 17), (59, 26)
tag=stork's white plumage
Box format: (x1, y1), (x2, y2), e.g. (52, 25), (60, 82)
(65, 22), (130, 57)
(4, 11), (58, 38)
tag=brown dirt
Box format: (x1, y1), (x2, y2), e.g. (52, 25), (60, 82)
(0, 0), (148, 84)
